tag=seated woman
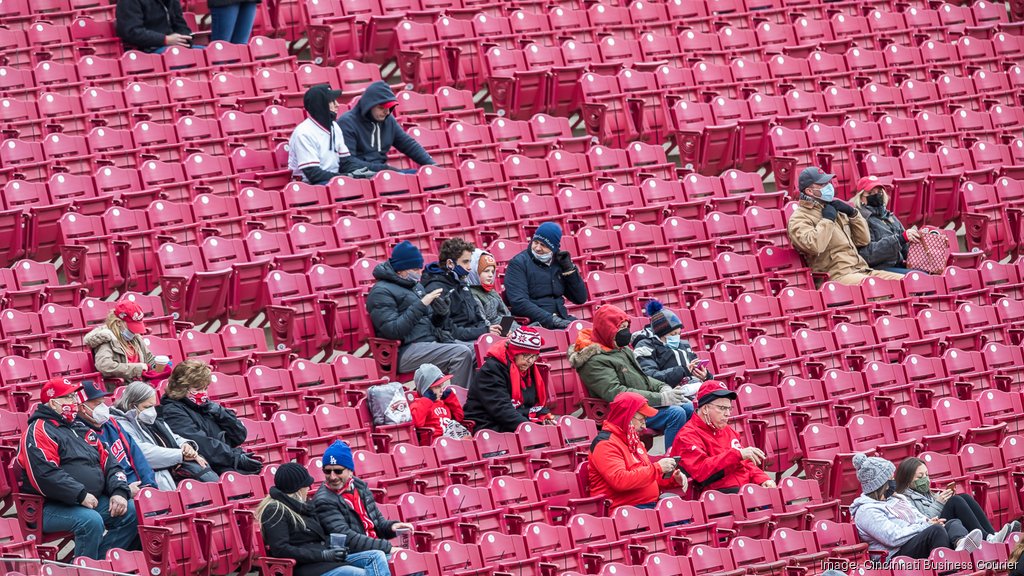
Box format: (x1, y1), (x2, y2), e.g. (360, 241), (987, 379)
(464, 327), (554, 432)
(851, 453), (984, 559)
(158, 360), (262, 476)
(113, 381), (217, 490)
(467, 249), (517, 330)
(587, 392), (687, 510)
(850, 175), (923, 275)
(85, 301), (170, 383)
(258, 463), (372, 576)
(895, 456), (1019, 543)
(632, 300), (711, 399)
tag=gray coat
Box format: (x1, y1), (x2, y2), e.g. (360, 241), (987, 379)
(84, 326), (155, 381)
(900, 488), (945, 518)
(312, 479), (398, 554)
(851, 189), (909, 270)
(111, 408), (192, 491)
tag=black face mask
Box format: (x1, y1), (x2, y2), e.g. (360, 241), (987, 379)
(866, 194), (885, 208)
(614, 328), (632, 348)
(884, 479), (896, 498)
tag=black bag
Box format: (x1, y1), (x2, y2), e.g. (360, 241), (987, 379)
(172, 460), (216, 482)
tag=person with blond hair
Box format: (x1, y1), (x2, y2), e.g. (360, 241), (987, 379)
(84, 301), (169, 382)
(158, 360), (261, 475)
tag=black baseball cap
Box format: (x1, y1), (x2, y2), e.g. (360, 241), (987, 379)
(798, 166), (835, 193)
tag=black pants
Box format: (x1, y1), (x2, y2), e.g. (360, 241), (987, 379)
(895, 519), (969, 559)
(940, 494), (994, 535)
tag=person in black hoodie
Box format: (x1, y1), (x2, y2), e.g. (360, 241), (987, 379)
(289, 85), (372, 185)
(337, 81), (436, 173)
(422, 238), (501, 343)
(157, 359), (262, 475)
(115, 0), (195, 53)
(18, 378), (140, 560)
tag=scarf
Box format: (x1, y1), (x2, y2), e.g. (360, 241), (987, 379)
(487, 341), (546, 409)
(338, 480), (377, 538)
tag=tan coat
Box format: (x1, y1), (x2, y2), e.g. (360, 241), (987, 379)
(84, 326), (155, 381)
(787, 198), (873, 280)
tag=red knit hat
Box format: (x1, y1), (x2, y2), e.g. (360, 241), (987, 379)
(507, 327), (543, 356)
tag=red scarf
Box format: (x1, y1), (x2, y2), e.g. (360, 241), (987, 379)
(487, 342), (546, 408)
(337, 480), (377, 538)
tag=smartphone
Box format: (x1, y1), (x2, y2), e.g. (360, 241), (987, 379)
(662, 456), (682, 479)
(696, 359), (711, 368)
(498, 316), (515, 336)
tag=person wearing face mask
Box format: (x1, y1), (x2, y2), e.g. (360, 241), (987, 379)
(850, 176), (922, 274)
(894, 457), (1019, 543)
(112, 381), (216, 491)
(17, 378), (140, 559)
(787, 167), (906, 286)
(505, 222), (589, 329)
(632, 300), (712, 398)
(158, 359), (262, 475)
(422, 238), (502, 342)
(288, 84), (367, 185)
(75, 380), (156, 497)
(669, 381), (773, 495)
(465, 326), (554, 432)
(337, 81), (436, 174)
(850, 453), (984, 559)
(569, 305), (692, 447)
(367, 241), (477, 388)
(466, 249), (517, 330)
(84, 301), (169, 383)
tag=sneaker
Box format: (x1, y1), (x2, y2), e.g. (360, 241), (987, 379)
(956, 529), (984, 553)
(989, 520), (1023, 543)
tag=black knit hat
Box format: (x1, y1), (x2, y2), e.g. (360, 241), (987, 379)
(274, 463), (315, 494)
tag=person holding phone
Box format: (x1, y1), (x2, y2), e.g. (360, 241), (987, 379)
(465, 327), (555, 432)
(895, 457), (1019, 543)
(467, 249), (519, 333)
(422, 238), (502, 342)
(632, 300), (713, 400)
(116, 0), (199, 54)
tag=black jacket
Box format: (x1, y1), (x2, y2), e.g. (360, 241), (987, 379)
(464, 352), (538, 432)
(630, 328), (711, 387)
(18, 404), (131, 505)
(157, 396), (249, 475)
(854, 191), (909, 270)
(504, 249), (589, 327)
(337, 81), (435, 171)
(115, 0), (192, 52)
(260, 488), (346, 576)
(366, 261), (454, 353)
(312, 480), (398, 554)
(422, 263), (490, 342)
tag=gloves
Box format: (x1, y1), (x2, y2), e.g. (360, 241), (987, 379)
(141, 365), (172, 380)
(322, 548), (347, 562)
(555, 251), (575, 273)
(821, 203), (838, 222)
(422, 389), (437, 402)
(529, 406), (554, 423)
(235, 453), (263, 473)
(440, 388), (453, 400)
(549, 315), (572, 330)
(831, 200), (858, 217)
(660, 386), (687, 407)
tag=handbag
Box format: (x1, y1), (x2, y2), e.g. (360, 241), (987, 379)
(904, 228), (949, 274)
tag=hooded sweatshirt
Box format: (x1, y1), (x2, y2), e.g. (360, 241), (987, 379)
(288, 85), (354, 185)
(850, 493), (932, 557)
(409, 369), (465, 441)
(337, 81), (436, 171)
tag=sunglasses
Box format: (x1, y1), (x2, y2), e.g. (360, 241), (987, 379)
(323, 468), (348, 476)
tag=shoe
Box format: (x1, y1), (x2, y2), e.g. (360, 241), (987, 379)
(988, 520), (1022, 544)
(956, 529), (984, 553)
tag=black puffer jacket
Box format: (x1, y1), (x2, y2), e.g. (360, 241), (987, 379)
(630, 328), (711, 387)
(366, 261), (453, 352)
(422, 263), (490, 342)
(504, 248), (589, 328)
(312, 480), (398, 554)
(260, 488), (346, 576)
(464, 345), (540, 432)
(851, 189), (909, 270)
(115, 0), (192, 52)
(158, 396), (251, 475)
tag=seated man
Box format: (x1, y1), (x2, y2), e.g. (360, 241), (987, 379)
(366, 241), (476, 387)
(288, 85), (364, 185)
(505, 222), (589, 329)
(670, 381), (775, 494)
(338, 81), (436, 173)
(18, 378), (140, 560)
(787, 166), (905, 286)
(115, 0), (196, 54)
(422, 238), (500, 342)
(569, 305), (692, 447)
(76, 380), (156, 495)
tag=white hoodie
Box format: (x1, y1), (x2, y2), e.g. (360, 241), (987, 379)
(850, 493), (932, 557)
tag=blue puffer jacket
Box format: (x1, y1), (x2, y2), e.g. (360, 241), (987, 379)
(504, 249), (589, 327)
(337, 81), (436, 171)
(85, 417), (158, 488)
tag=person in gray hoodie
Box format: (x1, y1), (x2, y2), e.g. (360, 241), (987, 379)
(337, 81), (436, 173)
(850, 453), (984, 560)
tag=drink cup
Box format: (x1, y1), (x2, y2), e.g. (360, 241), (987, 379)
(330, 533), (347, 549)
(396, 527), (412, 549)
(152, 355), (170, 371)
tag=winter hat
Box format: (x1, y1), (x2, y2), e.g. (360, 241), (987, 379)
(414, 364), (452, 396)
(644, 300), (683, 337)
(696, 380), (736, 408)
(114, 300), (146, 334)
(532, 222), (562, 252)
(466, 249), (495, 289)
(303, 84), (343, 130)
(389, 240), (424, 272)
(274, 462), (315, 494)
(507, 326), (543, 356)
(322, 440), (356, 471)
(852, 453), (895, 495)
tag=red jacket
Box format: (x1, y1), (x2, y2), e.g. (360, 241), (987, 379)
(409, 392), (465, 441)
(669, 413), (769, 493)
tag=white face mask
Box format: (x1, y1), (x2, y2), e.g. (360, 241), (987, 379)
(138, 407), (157, 425)
(91, 403), (111, 426)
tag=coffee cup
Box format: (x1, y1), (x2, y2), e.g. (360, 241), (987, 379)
(152, 355), (170, 371)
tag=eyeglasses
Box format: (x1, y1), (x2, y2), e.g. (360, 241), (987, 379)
(707, 403), (733, 414)
(323, 468), (348, 476)
(519, 354), (540, 362)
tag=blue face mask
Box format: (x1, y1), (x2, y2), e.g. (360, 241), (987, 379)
(819, 183), (836, 202)
(533, 250), (553, 264)
(665, 335), (681, 349)
(121, 329), (136, 341)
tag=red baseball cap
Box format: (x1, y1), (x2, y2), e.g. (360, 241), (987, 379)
(381, 100), (398, 110)
(855, 175), (891, 194)
(41, 377), (83, 402)
(114, 300), (145, 334)
(696, 380), (737, 408)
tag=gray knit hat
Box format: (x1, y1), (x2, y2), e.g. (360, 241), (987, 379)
(853, 453), (895, 495)
(414, 364), (451, 396)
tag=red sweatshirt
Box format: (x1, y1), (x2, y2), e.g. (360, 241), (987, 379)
(409, 392), (465, 441)
(669, 413), (769, 493)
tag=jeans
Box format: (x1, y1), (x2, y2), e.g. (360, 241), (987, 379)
(152, 45), (205, 54)
(645, 403), (693, 449)
(42, 496), (140, 560)
(210, 2), (259, 44)
(321, 566), (368, 576)
(881, 267), (914, 274)
(895, 519), (969, 559)
(941, 494), (994, 535)
(345, 550), (391, 576)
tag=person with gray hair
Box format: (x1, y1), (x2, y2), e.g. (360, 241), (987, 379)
(112, 381), (217, 490)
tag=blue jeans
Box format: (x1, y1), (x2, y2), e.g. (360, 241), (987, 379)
(881, 267), (913, 274)
(345, 550), (391, 576)
(152, 45), (205, 54)
(210, 2), (259, 44)
(42, 496), (140, 560)
(321, 566), (367, 576)
(646, 404), (693, 450)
